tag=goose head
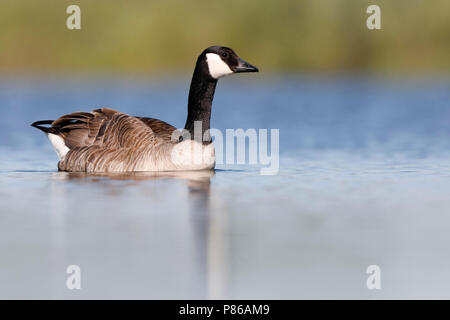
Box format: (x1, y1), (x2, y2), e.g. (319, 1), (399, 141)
(199, 46), (259, 80)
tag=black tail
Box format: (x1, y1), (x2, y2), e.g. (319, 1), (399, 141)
(31, 120), (57, 134)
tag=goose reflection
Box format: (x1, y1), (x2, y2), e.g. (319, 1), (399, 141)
(49, 169), (225, 298)
(52, 170), (214, 192)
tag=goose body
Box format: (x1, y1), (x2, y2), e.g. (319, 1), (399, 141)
(32, 46), (258, 172)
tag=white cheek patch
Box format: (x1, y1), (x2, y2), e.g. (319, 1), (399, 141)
(48, 133), (70, 160)
(206, 53), (233, 79)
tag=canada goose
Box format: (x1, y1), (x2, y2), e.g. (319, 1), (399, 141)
(32, 46), (258, 172)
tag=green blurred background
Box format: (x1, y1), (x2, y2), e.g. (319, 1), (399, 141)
(1, 0), (449, 74)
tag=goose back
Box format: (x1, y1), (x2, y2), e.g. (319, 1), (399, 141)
(51, 108), (171, 172)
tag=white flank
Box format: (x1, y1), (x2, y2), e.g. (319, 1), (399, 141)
(170, 140), (216, 170)
(206, 53), (233, 79)
(48, 133), (70, 160)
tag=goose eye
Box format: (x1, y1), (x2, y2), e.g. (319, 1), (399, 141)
(221, 52), (228, 58)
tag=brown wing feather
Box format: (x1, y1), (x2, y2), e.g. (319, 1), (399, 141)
(56, 108), (171, 172)
(36, 108), (182, 172)
(137, 117), (180, 141)
(52, 111), (179, 148)
(51, 109), (109, 149)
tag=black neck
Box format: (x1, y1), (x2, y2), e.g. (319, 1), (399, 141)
(184, 58), (217, 143)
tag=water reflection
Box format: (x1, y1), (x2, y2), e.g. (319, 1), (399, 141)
(46, 169), (221, 298)
(52, 170), (214, 191)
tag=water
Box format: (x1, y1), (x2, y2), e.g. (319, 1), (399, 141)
(0, 74), (450, 299)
